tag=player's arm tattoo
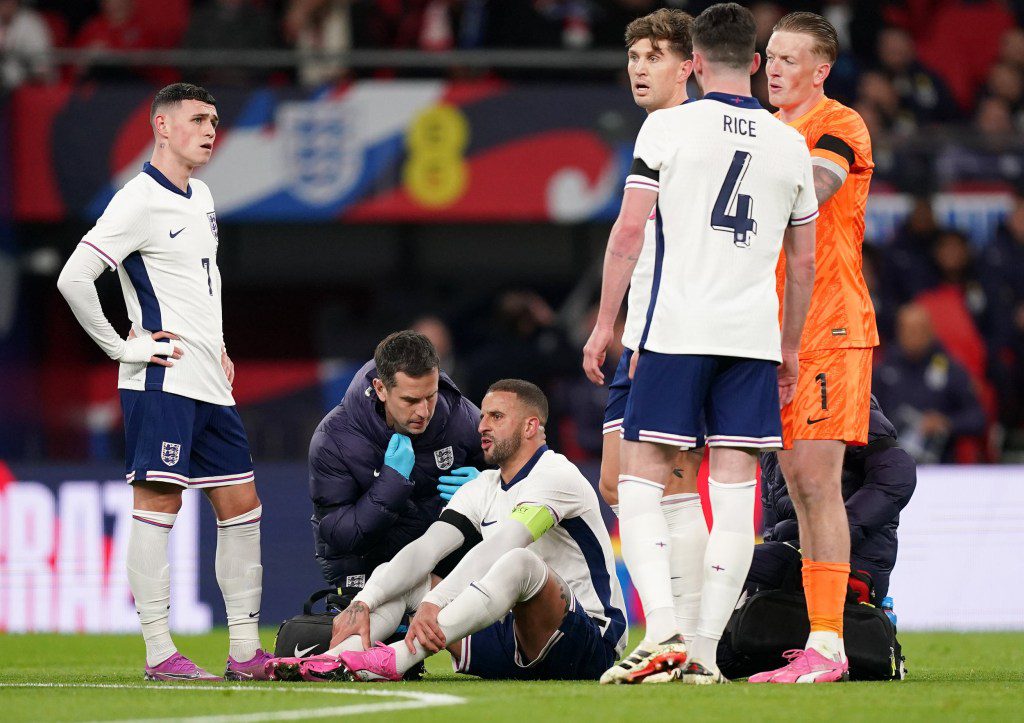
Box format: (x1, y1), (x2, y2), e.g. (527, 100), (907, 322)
(608, 248), (642, 262)
(672, 467), (684, 478)
(812, 164), (845, 205)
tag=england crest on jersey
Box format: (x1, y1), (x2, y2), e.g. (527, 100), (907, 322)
(161, 441), (181, 467)
(207, 211), (218, 240)
(434, 446), (454, 470)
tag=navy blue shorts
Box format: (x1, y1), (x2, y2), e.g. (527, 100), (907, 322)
(602, 348), (634, 435)
(455, 599), (618, 681)
(604, 348), (707, 446)
(622, 352), (782, 450)
(120, 390), (254, 488)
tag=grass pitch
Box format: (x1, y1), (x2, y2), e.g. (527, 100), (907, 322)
(0, 630), (1021, 722)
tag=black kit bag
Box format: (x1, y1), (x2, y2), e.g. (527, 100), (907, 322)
(718, 587), (906, 681)
(273, 588), (426, 680)
(273, 588), (348, 660)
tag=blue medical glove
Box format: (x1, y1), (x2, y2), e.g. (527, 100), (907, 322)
(384, 433), (415, 479)
(437, 466), (480, 501)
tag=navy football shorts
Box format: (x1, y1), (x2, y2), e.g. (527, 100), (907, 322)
(454, 597), (617, 681)
(602, 347), (635, 436)
(622, 351), (782, 450)
(604, 348), (707, 447)
(121, 390), (254, 488)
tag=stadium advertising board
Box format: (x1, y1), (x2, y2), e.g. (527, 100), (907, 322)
(0, 464), (323, 634)
(0, 479), (209, 633)
(885, 465), (1024, 631)
(9, 83), (1013, 237)
(1, 464), (1021, 633)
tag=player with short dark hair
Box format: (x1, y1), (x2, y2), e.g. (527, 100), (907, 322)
(308, 331), (485, 597)
(623, 7), (693, 62)
(150, 82), (217, 121)
(584, 2), (817, 684)
(57, 82), (271, 681)
(267, 380), (626, 683)
(591, 7), (711, 685)
(749, 10), (878, 684)
(486, 378), (549, 423)
(688, 2), (756, 68)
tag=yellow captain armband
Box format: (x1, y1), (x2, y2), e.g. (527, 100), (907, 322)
(509, 504), (555, 541)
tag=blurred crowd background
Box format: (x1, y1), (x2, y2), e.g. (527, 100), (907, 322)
(2, 0), (1024, 467)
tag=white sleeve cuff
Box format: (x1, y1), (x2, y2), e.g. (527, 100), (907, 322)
(420, 589), (449, 609)
(624, 174), (660, 192)
(789, 210), (819, 226)
(811, 156), (849, 184)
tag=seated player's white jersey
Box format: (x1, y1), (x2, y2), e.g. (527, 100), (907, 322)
(624, 93), (818, 362)
(622, 210), (656, 351)
(445, 446), (628, 655)
(80, 163), (233, 406)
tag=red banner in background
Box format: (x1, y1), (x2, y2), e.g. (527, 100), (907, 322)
(9, 81), (634, 223)
(11, 84), (73, 220)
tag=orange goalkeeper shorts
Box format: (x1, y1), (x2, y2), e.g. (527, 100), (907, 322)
(781, 347), (874, 447)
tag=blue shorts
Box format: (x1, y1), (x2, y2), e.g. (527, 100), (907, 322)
(604, 348), (706, 446)
(120, 390), (254, 489)
(622, 352), (782, 450)
(455, 599), (617, 681)
(602, 348), (634, 435)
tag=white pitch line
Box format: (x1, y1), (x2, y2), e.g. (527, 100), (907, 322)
(0, 683), (466, 722)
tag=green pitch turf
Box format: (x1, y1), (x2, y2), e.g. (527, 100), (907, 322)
(0, 630), (1021, 722)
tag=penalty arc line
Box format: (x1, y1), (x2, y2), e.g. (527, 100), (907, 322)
(0, 683), (466, 723)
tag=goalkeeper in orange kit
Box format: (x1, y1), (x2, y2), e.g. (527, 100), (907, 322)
(749, 11), (879, 684)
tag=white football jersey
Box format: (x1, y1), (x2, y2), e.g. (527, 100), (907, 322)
(624, 93), (818, 362)
(81, 163), (233, 405)
(622, 99), (694, 352)
(445, 446), (628, 655)
(622, 210), (656, 351)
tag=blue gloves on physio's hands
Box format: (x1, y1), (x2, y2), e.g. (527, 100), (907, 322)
(437, 466), (480, 501)
(384, 433), (415, 479)
(382, 434), (476, 497)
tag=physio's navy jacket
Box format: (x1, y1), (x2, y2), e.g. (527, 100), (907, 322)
(309, 361), (485, 586)
(760, 400), (917, 598)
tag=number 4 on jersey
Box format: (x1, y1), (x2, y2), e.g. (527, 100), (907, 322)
(711, 150), (757, 247)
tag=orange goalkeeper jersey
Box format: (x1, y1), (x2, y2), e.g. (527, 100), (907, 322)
(776, 96), (879, 351)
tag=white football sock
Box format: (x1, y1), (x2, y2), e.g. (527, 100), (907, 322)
(330, 597), (407, 653)
(663, 493), (709, 643)
(127, 510), (177, 667)
(807, 630), (845, 661)
(216, 505), (263, 663)
(330, 575), (431, 654)
(393, 548), (548, 675)
(618, 476), (676, 644)
(692, 479), (755, 663)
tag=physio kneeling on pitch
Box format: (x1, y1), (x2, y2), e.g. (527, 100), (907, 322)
(265, 379), (627, 682)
